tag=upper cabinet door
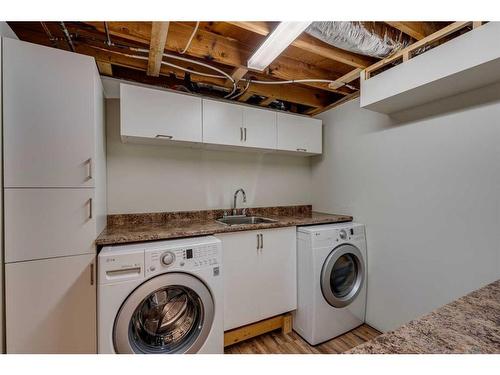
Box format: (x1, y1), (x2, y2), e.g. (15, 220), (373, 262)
(3, 38), (96, 188)
(202, 99), (243, 146)
(121, 83), (202, 143)
(242, 106), (277, 149)
(277, 113), (322, 154)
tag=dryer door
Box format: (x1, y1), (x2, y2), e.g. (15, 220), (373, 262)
(320, 244), (365, 308)
(113, 272), (214, 354)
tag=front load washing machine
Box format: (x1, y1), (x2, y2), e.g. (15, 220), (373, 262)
(98, 236), (223, 354)
(293, 223), (367, 345)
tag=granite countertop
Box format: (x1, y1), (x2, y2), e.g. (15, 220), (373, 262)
(348, 279), (500, 354)
(96, 205), (352, 246)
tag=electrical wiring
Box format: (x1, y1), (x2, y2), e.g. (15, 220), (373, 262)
(179, 22), (200, 54)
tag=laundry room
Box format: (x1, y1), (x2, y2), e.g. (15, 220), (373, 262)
(0, 1), (499, 374)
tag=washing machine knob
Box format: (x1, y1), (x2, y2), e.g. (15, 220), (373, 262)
(161, 251), (175, 266)
(339, 229), (348, 240)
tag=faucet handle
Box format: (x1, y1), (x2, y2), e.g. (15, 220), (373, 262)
(242, 208), (248, 216)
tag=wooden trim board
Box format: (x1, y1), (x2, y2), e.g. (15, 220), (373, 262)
(224, 313), (293, 347)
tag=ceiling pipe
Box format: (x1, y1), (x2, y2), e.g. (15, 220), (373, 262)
(40, 22), (58, 47)
(59, 22), (75, 52)
(104, 21), (113, 47)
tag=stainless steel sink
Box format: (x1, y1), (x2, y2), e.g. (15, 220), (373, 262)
(216, 216), (278, 226)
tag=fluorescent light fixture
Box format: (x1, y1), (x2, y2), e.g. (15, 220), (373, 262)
(247, 22), (312, 71)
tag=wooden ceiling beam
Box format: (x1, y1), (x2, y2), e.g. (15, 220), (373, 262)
(385, 22), (436, 41)
(227, 21), (376, 69)
(229, 66), (248, 84)
(259, 97), (275, 107)
(96, 60), (113, 76)
(83, 21), (353, 96)
(147, 22), (170, 76)
(328, 68), (362, 90)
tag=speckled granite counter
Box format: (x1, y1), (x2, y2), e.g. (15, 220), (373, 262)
(96, 205), (352, 246)
(348, 280), (500, 354)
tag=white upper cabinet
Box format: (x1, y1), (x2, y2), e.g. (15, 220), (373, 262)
(276, 112), (322, 154)
(202, 99), (243, 146)
(202, 99), (276, 150)
(3, 38), (96, 188)
(120, 83), (202, 144)
(242, 106), (277, 149)
(117, 82), (321, 155)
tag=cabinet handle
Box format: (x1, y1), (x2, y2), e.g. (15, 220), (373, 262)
(244, 127), (247, 141)
(88, 198), (93, 220)
(260, 234), (264, 250)
(90, 263), (94, 286)
(240, 127), (243, 141)
(296, 148), (307, 152)
(155, 134), (173, 139)
(86, 158), (92, 181)
(257, 234), (260, 251)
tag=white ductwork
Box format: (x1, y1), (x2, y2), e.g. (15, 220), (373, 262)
(306, 21), (410, 58)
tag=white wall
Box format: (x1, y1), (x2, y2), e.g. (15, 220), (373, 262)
(106, 99), (312, 214)
(0, 22), (17, 39)
(312, 83), (500, 332)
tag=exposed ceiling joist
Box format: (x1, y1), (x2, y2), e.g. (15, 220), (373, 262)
(385, 22), (426, 40)
(227, 21), (375, 69)
(328, 68), (362, 90)
(259, 97), (275, 107)
(147, 21), (170, 76)
(96, 60), (113, 76)
(237, 90), (254, 103)
(228, 66), (248, 84)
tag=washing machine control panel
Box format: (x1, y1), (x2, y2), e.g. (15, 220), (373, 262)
(145, 243), (220, 276)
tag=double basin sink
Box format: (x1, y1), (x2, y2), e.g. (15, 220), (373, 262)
(216, 215), (278, 226)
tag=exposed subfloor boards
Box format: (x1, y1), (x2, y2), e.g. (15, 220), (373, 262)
(224, 324), (381, 354)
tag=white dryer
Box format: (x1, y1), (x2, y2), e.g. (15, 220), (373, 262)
(98, 236), (223, 354)
(293, 223), (367, 345)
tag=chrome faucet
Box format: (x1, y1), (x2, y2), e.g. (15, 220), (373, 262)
(232, 188), (247, 216)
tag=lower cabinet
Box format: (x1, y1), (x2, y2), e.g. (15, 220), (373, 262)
(218, 227), (297, 331)
(5, 253), (96, 353)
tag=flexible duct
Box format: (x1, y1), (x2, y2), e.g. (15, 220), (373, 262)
(306, 21), (410, 58)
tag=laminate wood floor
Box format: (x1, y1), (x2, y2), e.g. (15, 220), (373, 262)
(224, 324), (381, 354)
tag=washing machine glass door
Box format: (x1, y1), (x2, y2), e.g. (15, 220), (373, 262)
(321, 244), (365, 308)
(114, 272), (214, 354)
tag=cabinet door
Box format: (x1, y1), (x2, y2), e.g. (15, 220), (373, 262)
(202, 99), (243, 146)
(5, 254), (96, 353)
(243, 106), (277, 149)
(258, 227), (297, 319)
(120, 83), (202, 142)
(277, 112), (322, 154)
(219, 230), (261, 330)
(4, 188), (96, 263)
(3, 38), (95, 188)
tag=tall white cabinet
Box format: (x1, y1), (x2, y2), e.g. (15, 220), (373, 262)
(2, 38), (106, 353)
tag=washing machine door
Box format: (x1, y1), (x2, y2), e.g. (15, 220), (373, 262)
(320, 244), (365, 308)
(113, 272), (214, 354)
